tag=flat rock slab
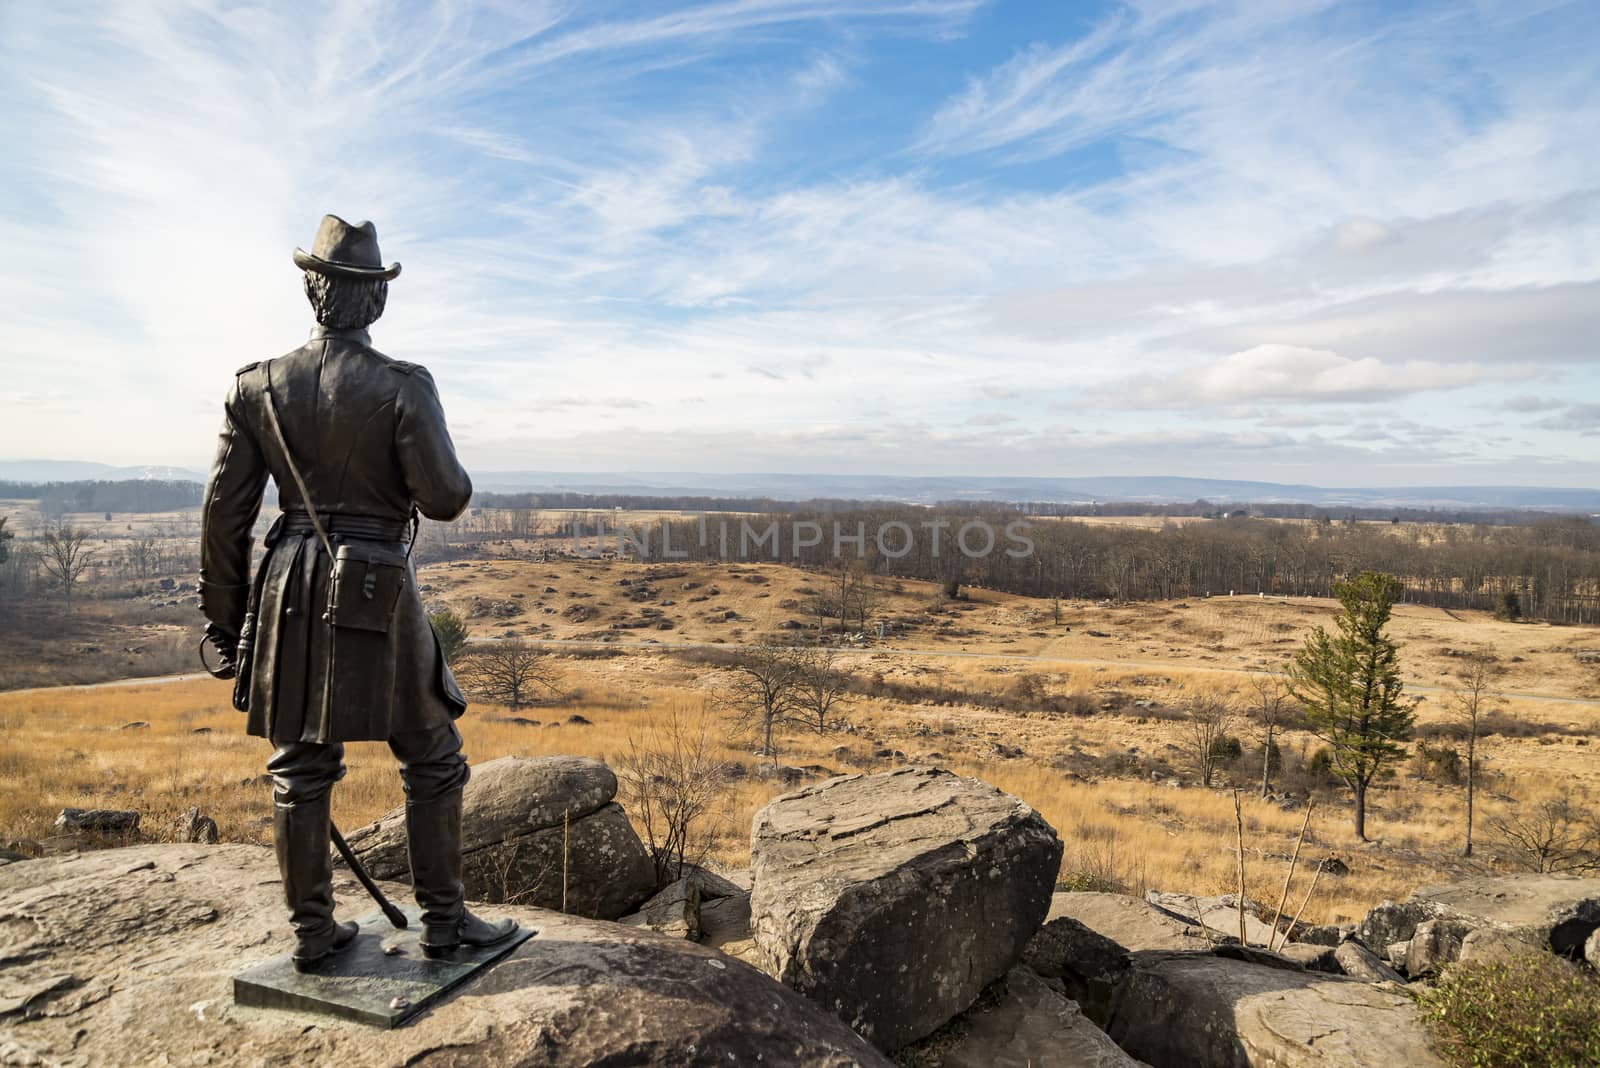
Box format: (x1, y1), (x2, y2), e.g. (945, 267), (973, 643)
(233, 906), (534, 1027)
(1409, 873), (1600, 957)
(1043, 892), (1214, 953)
(0, 844), (891, 1067)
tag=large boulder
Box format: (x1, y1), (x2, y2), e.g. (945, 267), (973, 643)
(925, 966), (1149, 1068)
(1105, 955), (1445, 1067)
(345, 755), (656, 919)
(0, 844), (892, 1067)
(750, 768), (1063, 1051)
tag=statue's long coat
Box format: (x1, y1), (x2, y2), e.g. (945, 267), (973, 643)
(199, 325), (470, 743)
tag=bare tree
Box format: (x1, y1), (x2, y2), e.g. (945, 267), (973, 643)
(1247, 672), (1291, 798)
(456, 637), (561, 709)
(1450, 651), (1499, 857)
(1185, 695), (1236, 788)
(39, 522), (96, 615)
(1489, 792), (1600, 873)
(721, 644), (804, 759)
(793, 646), (850, 735)
(616, 705), (731, 886)
(125, 534), (162, 578)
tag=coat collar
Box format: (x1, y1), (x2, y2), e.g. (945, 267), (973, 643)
(309, 325), (372, 346)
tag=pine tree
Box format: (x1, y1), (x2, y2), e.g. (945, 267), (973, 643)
(1287, 571), (1414, 840)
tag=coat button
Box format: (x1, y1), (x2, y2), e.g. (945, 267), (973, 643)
(285, 606), (296, 617)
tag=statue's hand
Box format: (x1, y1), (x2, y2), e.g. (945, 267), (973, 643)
(201, 622), (239, 680)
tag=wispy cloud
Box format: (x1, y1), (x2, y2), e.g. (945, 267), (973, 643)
(0, 0), (1596, 486)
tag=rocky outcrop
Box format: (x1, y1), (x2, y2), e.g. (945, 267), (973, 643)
(1407, 873), (1600, 959)
(927, 966), (1149, 1068)
(345, 755), (656, 919)
(1105, 955), (1445, 1068)
(0, 844), (892, 1067)
(1587, 927), (1600, 968)
(750, 768), (1062, 1051)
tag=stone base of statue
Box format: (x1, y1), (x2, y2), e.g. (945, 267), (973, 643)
(233, 906), (534, 1027)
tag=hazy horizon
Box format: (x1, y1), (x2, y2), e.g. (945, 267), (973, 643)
(4, 2), (1597, 485)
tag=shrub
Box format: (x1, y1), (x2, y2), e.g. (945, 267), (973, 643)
(1414, 740), (1464, 785)
(1494, 589), (1522, 622)
(1419, 954), (1600, 1067)
(1210, 734), (1244, 761)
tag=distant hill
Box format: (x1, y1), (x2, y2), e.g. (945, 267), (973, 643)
(4, 461), (1597, 513)
(472, 471), (1600, 512)
(0, 460), (206, 483)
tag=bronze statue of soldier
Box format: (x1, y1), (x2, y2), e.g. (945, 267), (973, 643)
(199, 215), (515, 971)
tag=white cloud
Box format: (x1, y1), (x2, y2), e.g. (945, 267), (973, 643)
(1098, 345), (1499, 408)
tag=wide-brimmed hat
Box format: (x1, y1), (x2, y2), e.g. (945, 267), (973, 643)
(293, 215), (401, 280)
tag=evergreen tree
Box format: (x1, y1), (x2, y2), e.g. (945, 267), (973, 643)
(1287, 570), (1415, 840)
(0, 517), (11, 566)
(427, 608), (470, 665)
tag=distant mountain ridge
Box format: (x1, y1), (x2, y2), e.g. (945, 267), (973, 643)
(3, 460), (1596, 512)
(0, 460), (207, 483)
(471, 472), (1600, 512)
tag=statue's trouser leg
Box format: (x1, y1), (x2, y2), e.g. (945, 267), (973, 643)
(390, 723), (518, 954)
(267, 741), (358, 968)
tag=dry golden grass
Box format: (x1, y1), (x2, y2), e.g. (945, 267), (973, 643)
(4, 629), (1596, 927)
(424, 557), (1600, 702)
(4, 555), (1598, 931)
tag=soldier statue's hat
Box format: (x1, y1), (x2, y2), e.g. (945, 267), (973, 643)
(293, 215), (401, 280)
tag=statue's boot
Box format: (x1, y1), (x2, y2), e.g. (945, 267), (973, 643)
(275, 793), (359, 972)
(407, 788), (518, 958)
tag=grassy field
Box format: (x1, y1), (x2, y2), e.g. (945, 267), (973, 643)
(4, 517), (1599, 928)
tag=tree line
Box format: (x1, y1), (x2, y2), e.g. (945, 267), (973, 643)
(636, 507), (1600, 624)
(0, 479), (205, 515)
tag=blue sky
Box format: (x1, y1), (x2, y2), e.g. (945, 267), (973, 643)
(1, 0), (1596, 486)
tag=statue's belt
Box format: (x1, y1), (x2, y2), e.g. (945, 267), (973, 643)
(276, 511), (410, 545)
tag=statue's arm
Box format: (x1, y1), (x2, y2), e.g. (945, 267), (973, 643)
(199, 377), (269, 635)
(395, 365), (473, 521)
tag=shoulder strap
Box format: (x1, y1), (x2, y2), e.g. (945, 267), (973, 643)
(260, 374), (336, 559)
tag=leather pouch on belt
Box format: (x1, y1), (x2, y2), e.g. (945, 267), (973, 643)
(328, 542), (408, 632)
